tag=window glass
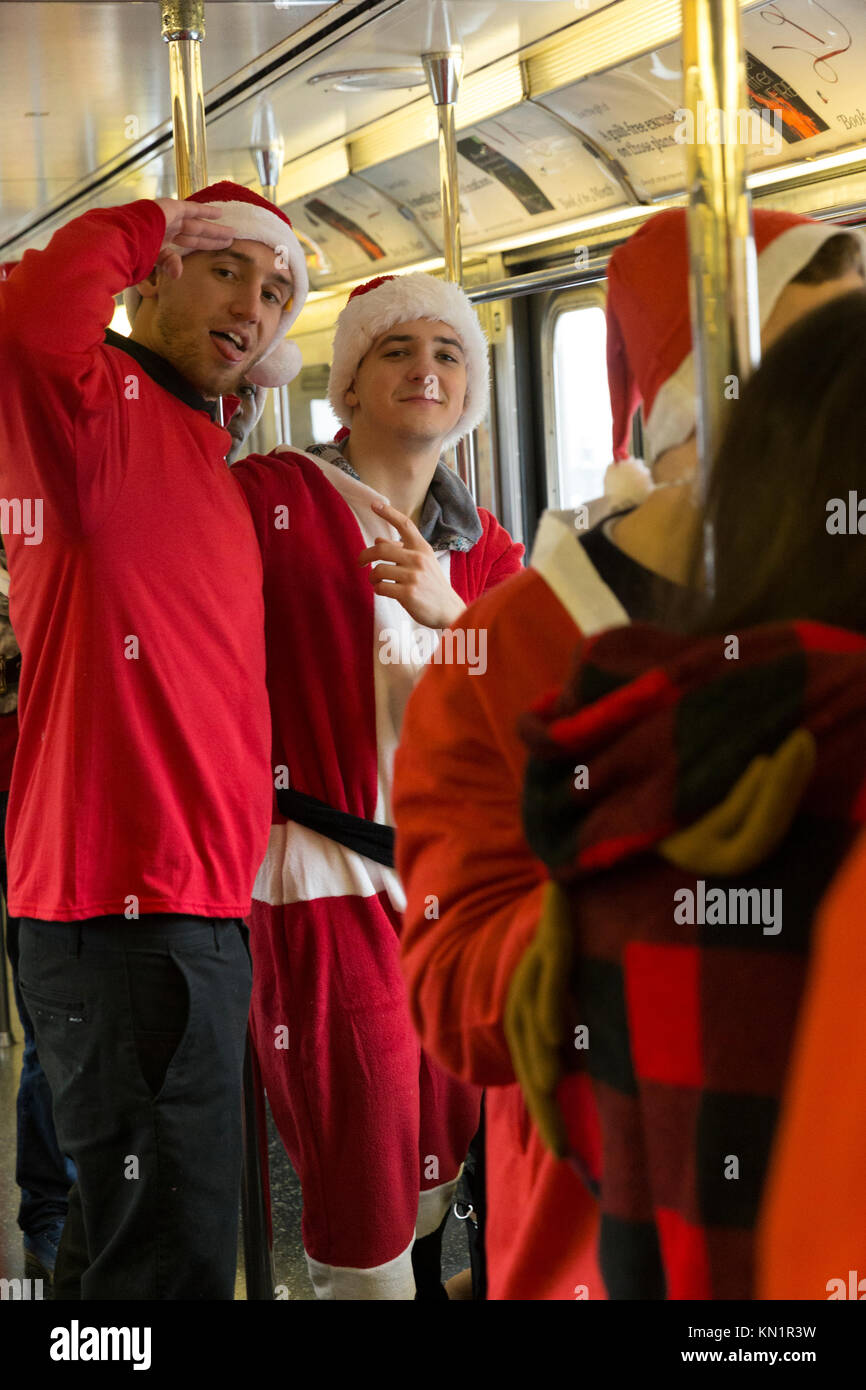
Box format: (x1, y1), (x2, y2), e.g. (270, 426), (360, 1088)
(552, 305), (613, 507)
(310, 397), (341, 444)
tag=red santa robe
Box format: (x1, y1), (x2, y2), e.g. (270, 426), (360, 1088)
(231, 442), (523, 1298)
(393, 509), (634, 1299)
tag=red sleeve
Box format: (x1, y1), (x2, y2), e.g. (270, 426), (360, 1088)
(0, 202), (166, 509)
(393, 567), (579, 1086)
(757, 830), (866, 1297)
(477, 508), (525, 594)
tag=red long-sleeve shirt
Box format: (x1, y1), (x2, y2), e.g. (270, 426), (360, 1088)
(0, 202), (272, 920)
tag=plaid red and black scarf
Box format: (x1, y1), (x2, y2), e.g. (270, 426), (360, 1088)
(520, 619), (866, 1299)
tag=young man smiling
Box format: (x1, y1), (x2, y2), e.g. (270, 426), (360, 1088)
(231, 273), (523, 1299)
(0, 180), (307, 1300)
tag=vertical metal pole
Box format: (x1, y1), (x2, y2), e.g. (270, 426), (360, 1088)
(422, 49), (477, 499)
(681, 0), (761, 594)
(158, 8), (274, 1295)
(161, 0), (208, 198)
(160, 1), (223, 426)
(241, 1028), (276, 1300)
(250, 100), (291, 448)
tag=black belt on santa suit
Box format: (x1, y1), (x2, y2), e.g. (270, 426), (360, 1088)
(276, 788), (396, 869)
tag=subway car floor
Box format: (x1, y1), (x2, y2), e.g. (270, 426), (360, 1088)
(0, 956), (470, 1301)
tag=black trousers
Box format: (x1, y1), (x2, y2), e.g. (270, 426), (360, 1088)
(18, 914), (252, 1300)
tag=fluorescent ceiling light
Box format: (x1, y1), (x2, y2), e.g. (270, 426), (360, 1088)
(747, 142), (866, 189)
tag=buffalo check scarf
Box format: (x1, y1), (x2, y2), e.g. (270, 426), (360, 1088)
(519, 619), (866, 1299)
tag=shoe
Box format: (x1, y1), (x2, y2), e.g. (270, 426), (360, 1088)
(23, 1223), (63, 1284)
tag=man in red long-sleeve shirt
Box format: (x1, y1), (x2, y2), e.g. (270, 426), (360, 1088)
(0, 182), (307, 1299)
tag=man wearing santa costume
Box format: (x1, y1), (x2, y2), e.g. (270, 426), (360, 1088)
(0, 180), (309, 1299)
(231, 272), (524, 1299)
(391, 207), (865, 1300)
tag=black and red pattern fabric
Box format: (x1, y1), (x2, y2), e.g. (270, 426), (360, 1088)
(520, 619), (866, 1299)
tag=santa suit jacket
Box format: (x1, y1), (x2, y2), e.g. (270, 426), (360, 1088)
(392, 510), (630, 1299)
(231, 445), (523, 847)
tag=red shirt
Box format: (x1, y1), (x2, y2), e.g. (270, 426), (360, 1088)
(0, 202), (272, 920)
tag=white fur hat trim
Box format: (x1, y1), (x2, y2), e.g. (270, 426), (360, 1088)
(327, 273), (490, 448)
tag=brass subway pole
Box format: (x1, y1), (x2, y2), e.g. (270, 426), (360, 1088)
(681, 0), (761, 595)
(422, 48), (478, 498)
(250, 100), (291, 447)
(161, 0), (208, 198)
(160, 1), (274, 1301)
(159, 2), (225, 427)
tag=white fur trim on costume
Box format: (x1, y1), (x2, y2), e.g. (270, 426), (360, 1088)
(122, 199), (309, 387)
(305, 1238), (416, 1301)
(416, 1179), (459, 1239)
(530, 511), (629, 635)
(328, 273), (490, 448)
(644, 220), (866, 464)
(603, 456), (653, 506)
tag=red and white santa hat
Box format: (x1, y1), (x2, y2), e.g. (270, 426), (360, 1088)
(328, 273), (489, 448)
(605, 207), (866, 504)
(124, 180), (309, 388)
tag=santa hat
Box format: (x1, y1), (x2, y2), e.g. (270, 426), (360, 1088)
(328, 273), (489, 448)
(604, 208), (866, 504)
(124, 180), (309, 388)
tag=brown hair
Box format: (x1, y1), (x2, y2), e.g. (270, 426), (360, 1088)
(790, 231), (864, 285)
(684, 287), (866, 634)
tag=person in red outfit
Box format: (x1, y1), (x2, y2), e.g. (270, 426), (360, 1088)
(391, 210), (865, 1300)
(0, 182), (307, 1299)
(517, 286), (866, 1300)
(757, 820), (866, 1299)
(232, 273), (523, 1299)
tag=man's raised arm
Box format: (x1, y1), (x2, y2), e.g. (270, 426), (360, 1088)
(0, 198), (232, 397)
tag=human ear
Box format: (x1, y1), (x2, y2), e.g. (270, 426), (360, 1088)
(136, 270), (160, 301)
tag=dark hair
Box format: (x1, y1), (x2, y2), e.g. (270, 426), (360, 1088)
(791, 231), (864, 285)
(685, 288), (866, 634)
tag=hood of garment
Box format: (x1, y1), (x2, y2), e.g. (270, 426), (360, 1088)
(521, 620), (866, 881)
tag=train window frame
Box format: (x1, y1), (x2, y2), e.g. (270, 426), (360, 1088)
(537, 284), (612, 513)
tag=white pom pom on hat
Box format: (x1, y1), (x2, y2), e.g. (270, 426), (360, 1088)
(123, 180), (308, 388)
(327, 273), (490, 449)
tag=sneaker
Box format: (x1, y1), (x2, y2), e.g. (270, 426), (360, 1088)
(23, 1223), (63, 1285)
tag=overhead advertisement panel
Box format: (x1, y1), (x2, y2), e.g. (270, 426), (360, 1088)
(364, 101), (623, 251)
(536, 0), (866, 200)
(284, 176), (432, 285)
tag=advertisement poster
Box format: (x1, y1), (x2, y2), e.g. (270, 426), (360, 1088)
(539, 0), (866, 198)
(285, 176), (432, 283)
(365, 102), (622, 250)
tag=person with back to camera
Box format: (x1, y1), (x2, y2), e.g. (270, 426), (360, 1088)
(391, 208), (865, 1300)
(514, 284), (866, 1299)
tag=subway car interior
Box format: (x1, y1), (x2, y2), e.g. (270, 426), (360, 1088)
(1, 0), (865, 1330)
